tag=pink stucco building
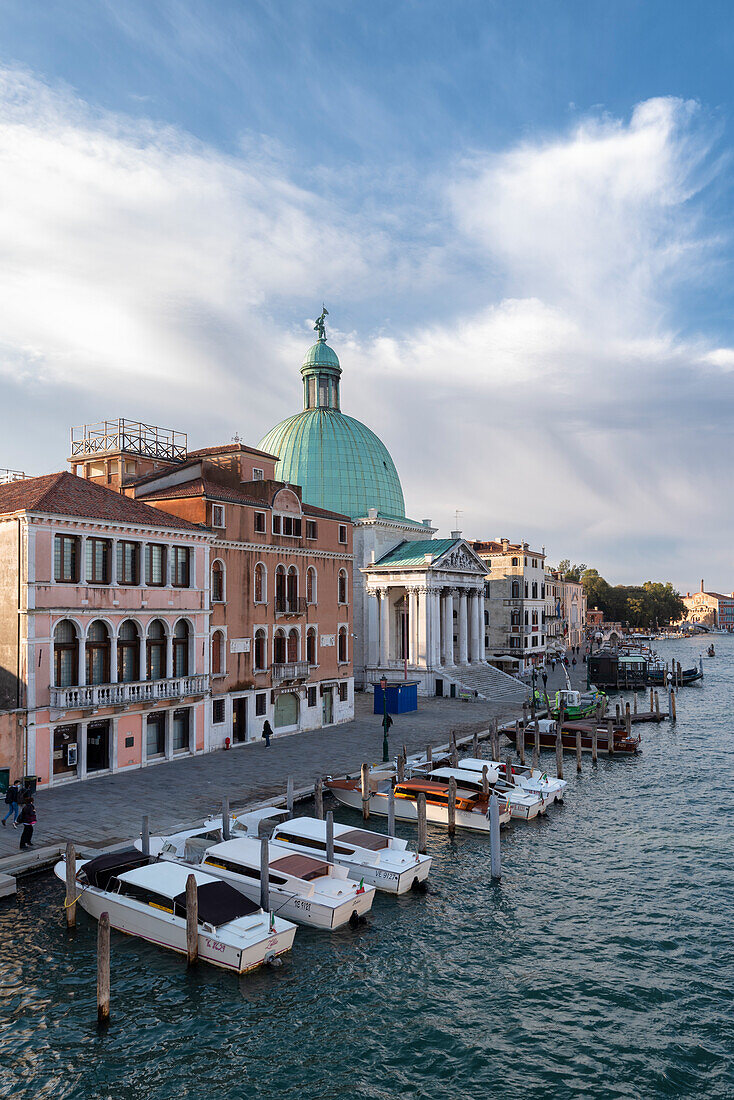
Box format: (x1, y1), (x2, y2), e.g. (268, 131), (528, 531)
(0, 471), (213, 787)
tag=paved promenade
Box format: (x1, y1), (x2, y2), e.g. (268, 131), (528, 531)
(0, 692), (522, 860)
(1, 651), (589, 865)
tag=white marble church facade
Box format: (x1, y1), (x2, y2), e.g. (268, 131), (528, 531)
(356, 532), (488, 695)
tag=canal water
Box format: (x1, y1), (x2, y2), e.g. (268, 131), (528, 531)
(1, 636), (732, 1099)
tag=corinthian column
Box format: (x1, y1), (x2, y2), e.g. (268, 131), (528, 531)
(458, 589), (469, 666)
(379, 588), (390, 667)
(442, 590), (454, 666)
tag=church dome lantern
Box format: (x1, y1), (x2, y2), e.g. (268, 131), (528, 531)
(258, 307), (406, 520)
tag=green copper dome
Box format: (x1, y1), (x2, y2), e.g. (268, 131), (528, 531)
(258, 323), (406, 520)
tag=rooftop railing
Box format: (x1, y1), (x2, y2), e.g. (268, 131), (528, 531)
(70, 419), (187, 463)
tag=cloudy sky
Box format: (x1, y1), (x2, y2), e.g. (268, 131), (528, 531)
(0, 0), (733, 591)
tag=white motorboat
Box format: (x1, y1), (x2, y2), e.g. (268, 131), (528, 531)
(262, 815), (432, 895)
(325, 775), (511, 833)
(54, 848), (296, 973)
(151, 832), (375, 930)
(459, 756), (567, 803)
(428, 766), (548, 820)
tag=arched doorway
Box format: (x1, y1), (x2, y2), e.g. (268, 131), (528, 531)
(274, 692), (299, 729)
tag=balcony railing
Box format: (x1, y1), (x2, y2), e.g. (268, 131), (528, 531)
(50, 674), (209, 710)
(275, 596), (307, 616)
(272, 661), (309, 683)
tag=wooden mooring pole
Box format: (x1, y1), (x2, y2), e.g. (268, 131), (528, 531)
(387, 788), (395, 837)
(397, 753), (405, 782)
(222, 797), (230, 840)
(325, 812), (334, 864)
(426, 744), (432, 766)
(360, 763), (370, 821)
(576, 729), (582, 773)
(447, 776), (457, 837)
(591, 724), (598, 763)
(286, 776), (294, 818)
(607, 719), (615, 756)
(481, 765), (489, 796)
(555, 720), (563, 780)
(649, 687), (654, 713)
(185, 875), (198, 966)
(489, 794), (501, 880)
(633, 691), (638, 715)
(260, 838), (270, 911)
(517, 721), (525, 766)
(97, 912), (110, 1027)
(655, 691), (660, 720)
(472, 730), (479, 758)
(625, 703), (631, 739)
(417, 792), (427, 854)
(65, 842), (77, 929)
(314, 778), (324, 820)
(670, 688), (677, 722)
(141, 816), (150, 858)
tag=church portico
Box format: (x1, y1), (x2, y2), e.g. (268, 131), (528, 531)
(363, 539), (488, 695)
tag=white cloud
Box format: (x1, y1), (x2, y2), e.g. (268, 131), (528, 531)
(0, 71), (732, 587)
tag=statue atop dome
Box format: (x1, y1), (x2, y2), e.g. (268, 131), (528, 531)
(314, 304), (329, 342)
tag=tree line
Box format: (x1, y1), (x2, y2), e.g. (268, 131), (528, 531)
(555, 561), (686, 628)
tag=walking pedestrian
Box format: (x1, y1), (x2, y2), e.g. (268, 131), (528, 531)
(261, 720), (273, 747)
(2, 780), (20, 827)
(18, 795), (36, 850)
(572, 656), (577, 668)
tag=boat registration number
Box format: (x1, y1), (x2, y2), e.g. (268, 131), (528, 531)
(374, 870), (398, 881)
(294, 899), (311, 912)
(204, 938), (226, 953)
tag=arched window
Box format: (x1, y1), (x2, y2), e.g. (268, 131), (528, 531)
(484, 610), (490, 626)
(211, 629), (224, 676)
(541, 583), (546, 599)
(117, 620), (140, 683)
(338, 568), (348, 605)
(254, 562), (266, 604)
(287, 566), (298, 610)
(86, 620), (111, 685)
(254, 628), (266, 671)
(337, 626), (348, 664)
(287, 628), (299, 663)
(511, 609), (521, 626)
(54, 620), (78, 687)
(173, 620), (190, 676)
(274, 628), (286, 665)
(147, 620), (167, 681)
(306, 566), (317, 605)
(511, 557), (519, 567)
(532, 581), (538, 599)
(532, 610), (538, 626)
(306, 627), (317, 665)
(511, 580), (520, 599)
(211, 561), (224, 603)
(524, 582), (529, 598)
(275, 565), (286, 611)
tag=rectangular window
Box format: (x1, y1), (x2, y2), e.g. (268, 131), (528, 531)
(283, 516), (292, 536)
(146, 713), (166, 758)
(146, 544), (166, 586)
(172, 708), (190, 752)
(338, 525), (347, 544)
(252, 468), (264, 481)
(54, 534), (79, 582)
(117, 540), (139, 585)
(306, 520), (318, 540)
(171, 547), (190, 587)
(307, 686), (317, 707)
(86, 538), (111, 584)
(338, 683), (348, 703)
(212, 698), (225, 724)
(272, 515), (281, 534)
(212, 505), (225, 528)
(254, 512), (266, 534)
(255, 693), (266, 717)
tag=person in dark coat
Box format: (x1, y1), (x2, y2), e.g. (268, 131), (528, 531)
(2, 780), (20, 827)
(261, 720), (273, 747)
(18, 796), (37, 850)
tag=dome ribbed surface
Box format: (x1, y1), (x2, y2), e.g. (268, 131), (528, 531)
(258, 408), (405, 520)
(301, 341), (341, 369)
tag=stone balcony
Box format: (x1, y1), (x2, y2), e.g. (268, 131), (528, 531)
(271, 661), (309, 683)
(50, 674), (209, 710)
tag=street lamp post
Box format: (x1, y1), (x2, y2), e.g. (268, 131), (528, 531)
(380, 675), (390, 763)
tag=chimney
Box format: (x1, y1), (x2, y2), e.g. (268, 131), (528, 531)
(701, 579), (704, 593)
(450, 530), (462, 540)
(501, 538), (509, 552)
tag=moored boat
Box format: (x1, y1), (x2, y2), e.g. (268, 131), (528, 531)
(54, 848), (296, 973)
(325, 775), (511, 832)
(458, 756), (567, 803)
(529, 718), (641, 754)
(428, 765), (548, 819)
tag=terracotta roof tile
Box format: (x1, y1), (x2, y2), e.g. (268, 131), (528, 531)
(0, 471), (204, 532)
(188, 442), (279, 461)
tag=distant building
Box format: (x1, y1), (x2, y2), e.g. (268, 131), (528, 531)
(472, 540), (547, 670)
(563, 578), (587, 648)
(681, 581), (734, 631)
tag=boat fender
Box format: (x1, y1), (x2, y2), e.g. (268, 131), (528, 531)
(411, 878), (428, 894)
(264, 952), (283, 968)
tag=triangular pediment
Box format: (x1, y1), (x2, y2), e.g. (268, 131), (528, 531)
(431, 540), (487, 575)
